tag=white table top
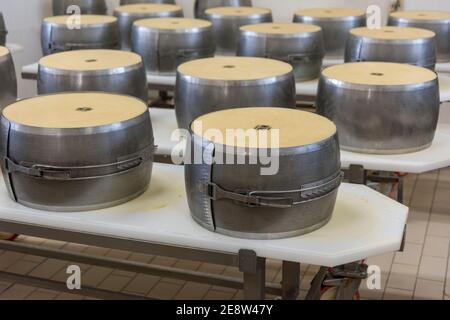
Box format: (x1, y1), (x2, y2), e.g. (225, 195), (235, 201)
(0, 163), (408, 267)
(151, 108), (450, 174)
(21, 62), (450, 102)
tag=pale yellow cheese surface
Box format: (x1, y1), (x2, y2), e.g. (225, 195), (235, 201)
(240, 23), (321, 34)
(3, 93), (147, 129)
(350, 26), (435, 40)
(0, 46), (10, 58)
(178, 57), (292, 81)
(205, 6), (271, 17)
(391, 11), (450, 21)
(39, 49), (142, 71)
(44, 15), (117, 25)
(295, 7), (365, 18)
(114, 3), (182, 14)
(192, 107), (336, 148)
(134, 18), (211, 30)
(323, 62), (437, 86)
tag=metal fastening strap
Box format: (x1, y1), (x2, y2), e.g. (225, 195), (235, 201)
(286, 52), (325, 63)
(203, 171), (343, 209)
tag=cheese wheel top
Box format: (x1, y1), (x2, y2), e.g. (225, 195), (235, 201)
(0, 46), (10, 57)
(3, 93), (147, 129)
(240, 23), (321, 35)
(134, 17), (211, 30)
(178, 57), (292, 81)
(44, 15), (117, 25)
(390, 11), (450, 21)
(192, 107), (336, 148)
(114, 3), (182, 14)
(295, 7), (365, 18)
(39, 49), (142, 71)
(205, 6), (271, 17)
(350, 26), (435, 40)
(322, 62), (437, 86)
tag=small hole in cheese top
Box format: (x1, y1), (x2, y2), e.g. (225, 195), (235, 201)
(114, 3), (182, 14)
(350, 26), (435, 40)
(134, 18), (211, 30)
(178, 57), (292, 81)
(323, 62), (437, 86)
(240, 23), (321, 35)
(205, 6), (271, 17)
(390, 11), (450, 21)
(192, 108), (336, 148)
(44, 15), (117, 25)
(3, 93), (147, 129)
(39, 50), (142, 71)
(0, 46), (10, 58)
(295, 7), (365, 18)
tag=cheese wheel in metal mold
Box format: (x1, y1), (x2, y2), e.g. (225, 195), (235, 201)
(238, 23), (325, 81)
(41, 15), (120, 56)
(293, 7), (366, 58)
(185, 107), (341, 239)
(0, 12), (7, 46)
(316, 62), (440, 154)
(195, 0), (252, 19)
(114, 3), (183, 50)
(175, 57), (296, 129)
(120, 0), (175, 4)
(38, 49), (148, 102)
(389, 11), (450, 63)
(0, 46), (17, 111)
(345, 26), (437, 70)
(205, 6), (272, 55)
(0, 92), (154, 212)
(52, 0), (107, 15)
(132, 18), (215, 75)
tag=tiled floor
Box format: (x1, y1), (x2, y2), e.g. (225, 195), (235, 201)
(0, 167), (449, 300)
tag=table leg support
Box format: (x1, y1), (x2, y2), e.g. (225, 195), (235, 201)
(239, 249), (266, 300)
(281, 261), (300, 300)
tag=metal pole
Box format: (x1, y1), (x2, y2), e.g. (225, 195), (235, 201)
(281, 261), (300, 300)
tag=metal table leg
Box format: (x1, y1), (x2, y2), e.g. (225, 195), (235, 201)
(281, 261), (300, 300)
(239, 250), (266, 300)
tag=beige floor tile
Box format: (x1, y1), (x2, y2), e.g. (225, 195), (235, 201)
(152, 256), (178, 267)
(0, 284), (36, 300)
(28, 259), (67, 279)
(198, 263), (226, 275)
(414, 279), (444, 300)
(55, 292), (84, 300)
(222, 266), (242, 279)
(6, 259), (39, 275)
(405, 220), (428, 244)
(105, 249), (131, 260)
(22, 255), (46, 263)
(418, 256), (447, 282)
(98, 274), (132, 292)
(203, 289), (235, 300)
(210, 286), (238, 294)
(0, 281), (11, 294)
(148, 281), (182, 300)
(174, 282), (211, 300)
(394, 243), (423, 266)
(124, 273), (160, 295)
(62, 243), (88, 253)
(232, 290), (244, 300)
(360, 277), (385, 300)
(83, 246), (109, 256)
(367, 252), (395, 272)
(384, 288), (413, 300)
(0, 251), (25, 270)
(387, 264), (418, 291)
(174, 259), (202, 271)
(26, 289), (59, 300)
(423, 236), (449, 258)
(427, 213), (450, 237)
(41, 239), (67, 249)
(80, 266), (113, 287)
(127, 253), (154, 263)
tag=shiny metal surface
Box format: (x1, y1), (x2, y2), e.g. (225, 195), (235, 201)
(294, 13), (366, 58)
(0, 93), (155, 212)
(345, 28), (437, 70)
(132, 20), (215, 75)
(316, 66), (440, 154)
(37, 50), (148, 102)
(389, 15), (450, 62)
(52, 0), (107, 15)
(41, 16), (120, 56)
(185, 123), (341, 240)
(195, 0), (252, 19)
(0, 48), (17, 112)
(0, 13), (7, 46)
(238, 25), (325, 81)
(120, 0), (175, 4)
(175, 59), (296, 129)
(114, 4), (183, 50)
(205, 8), (272, 55)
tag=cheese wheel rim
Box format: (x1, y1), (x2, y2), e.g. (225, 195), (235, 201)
(205, 6), (272, 19)
(113, 3), (183, 15)
(390, 11), (450, 23)
(0, 45), (10, 58)
(133, 17), (212, 33)
(294, 7), (366, 21)
(240, 23), (322, 38)
(43, 15), (117, 26)
(350, 26), (436, 41)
